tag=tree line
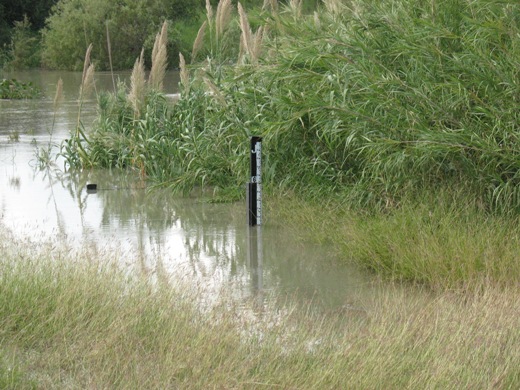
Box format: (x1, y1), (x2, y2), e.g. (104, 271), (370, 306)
(0, 0), (320, 70)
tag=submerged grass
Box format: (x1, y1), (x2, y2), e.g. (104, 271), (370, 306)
(268, 191), (520, 290)
(1, 224), (519, 389)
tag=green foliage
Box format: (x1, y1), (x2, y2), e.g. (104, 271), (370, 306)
(0, 359), (37, 390)
(0, 0), (57, 47)
(7, 16), (41, 69)
(63, 0), (520, 213)
(65, 82), (250, 196)
(42, 0), (201, 70)
(0, 78), (40, 99)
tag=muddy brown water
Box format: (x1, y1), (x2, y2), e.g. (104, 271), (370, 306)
(0, 70), (374, 311)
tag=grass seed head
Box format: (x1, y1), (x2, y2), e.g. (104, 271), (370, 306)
(238, 3), (252, 59)
(129, 49), (146, 117)
(192, 21), (207, 63)
(216, 0), (233, 42)
(206, 0), (213, 24)
(150, 21), (168, 92)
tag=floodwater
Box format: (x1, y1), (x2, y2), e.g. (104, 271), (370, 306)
(0, 70), (372, 310)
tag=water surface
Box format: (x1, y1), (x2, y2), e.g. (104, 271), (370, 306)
(0, 70), (372, 310)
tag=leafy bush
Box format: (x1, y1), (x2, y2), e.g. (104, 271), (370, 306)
(7, 16), (41, 69)
(42, 0), (201, 70)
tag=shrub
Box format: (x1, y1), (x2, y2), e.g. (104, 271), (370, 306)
(42, 0), (201, 70)
(7, 16), (41, 69)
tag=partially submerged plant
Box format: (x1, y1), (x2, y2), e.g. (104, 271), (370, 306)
(0, 78), (40, 99)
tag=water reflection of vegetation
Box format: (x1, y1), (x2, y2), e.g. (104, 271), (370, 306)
(2, 236), (519, 389)
(46, 168), (248, 281)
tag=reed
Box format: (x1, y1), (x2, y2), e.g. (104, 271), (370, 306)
(76, 44), (94, 130)
(237, 3), (252, 60)
(216, 0), (233, 43)
(149, 21), (168, 92)
(191, 20), (207, 63)
(205, 0), (213, 23)
(105, 21), (116, 91)
(128, 49), (146, 117)
(62, 0), (520, 284)
(38, 77), (64, 168)
(53, 78), (64, 112)
(179, 52), (189, 93)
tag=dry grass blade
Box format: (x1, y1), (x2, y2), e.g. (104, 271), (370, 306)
(191, 21), (207, 63)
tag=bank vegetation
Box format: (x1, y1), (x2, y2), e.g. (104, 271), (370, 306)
(1, 225), (519, 389)
(59, 0), (520, 288)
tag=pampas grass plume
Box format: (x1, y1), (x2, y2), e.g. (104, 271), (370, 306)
(150, 21), (168, 92)
(79, 63), (95, 103)
(179, 52), (189, 94)
(129, 49), (146, 117)
(191, 21), (207, 63)
(216, 0), (232, 42)
(238, 3), (252, 58)
(205, 0), (213, 23)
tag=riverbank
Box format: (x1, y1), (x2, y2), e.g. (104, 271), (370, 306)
(1, 214), (520, 389)
(268, 190), (520, 291)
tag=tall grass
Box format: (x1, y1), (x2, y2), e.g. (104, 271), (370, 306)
(269, 190), (520, 290)
(64, 0), (520, 211)
(60, 0), (520, 286)
(1, 224), (520, 389)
